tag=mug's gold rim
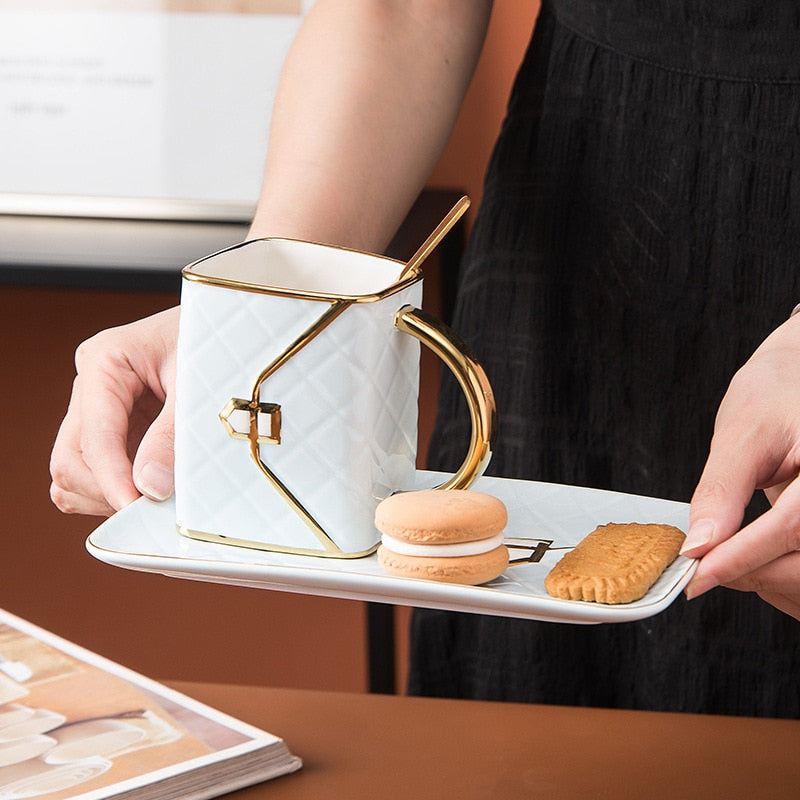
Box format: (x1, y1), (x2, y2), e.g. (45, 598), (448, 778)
(182, 236), (422, 303)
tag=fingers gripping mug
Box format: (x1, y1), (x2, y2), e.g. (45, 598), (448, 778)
(174, 230), (495, 557)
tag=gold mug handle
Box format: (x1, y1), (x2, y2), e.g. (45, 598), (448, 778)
(393, 304), (496, 490)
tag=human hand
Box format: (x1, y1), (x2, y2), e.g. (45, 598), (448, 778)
(50, 306), (179, 517)
(683, 313), (800, 620)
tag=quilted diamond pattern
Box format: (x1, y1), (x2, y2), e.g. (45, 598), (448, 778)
(175, 275), (423, 555)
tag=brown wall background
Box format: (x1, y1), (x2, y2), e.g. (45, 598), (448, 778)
(0, 2), (539, 693)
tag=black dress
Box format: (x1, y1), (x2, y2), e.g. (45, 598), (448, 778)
(413, 0), (800, 717)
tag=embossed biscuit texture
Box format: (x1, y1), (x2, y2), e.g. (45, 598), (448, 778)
(544, 523), (685, 604)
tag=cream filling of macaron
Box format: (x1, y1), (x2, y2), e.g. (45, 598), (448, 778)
(380, 531), (505, 558)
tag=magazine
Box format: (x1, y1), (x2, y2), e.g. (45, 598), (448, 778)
(0, 609), (301, 799)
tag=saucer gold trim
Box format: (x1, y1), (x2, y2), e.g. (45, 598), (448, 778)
(177, 525), (379, 559)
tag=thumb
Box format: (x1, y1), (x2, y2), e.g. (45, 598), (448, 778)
(132, 400), (175, 502)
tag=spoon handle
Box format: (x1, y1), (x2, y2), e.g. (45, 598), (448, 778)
(398, 195), (470, 281)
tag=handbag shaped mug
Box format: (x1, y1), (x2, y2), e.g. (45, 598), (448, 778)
(174, 234), (495, 557)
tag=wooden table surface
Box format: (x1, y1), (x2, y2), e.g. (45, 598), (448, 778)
(170, 681), (800, 799)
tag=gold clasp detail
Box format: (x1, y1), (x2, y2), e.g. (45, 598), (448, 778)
(219, 398), (282, 445)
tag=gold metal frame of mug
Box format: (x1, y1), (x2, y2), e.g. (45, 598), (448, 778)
(177, 238), (496, 558)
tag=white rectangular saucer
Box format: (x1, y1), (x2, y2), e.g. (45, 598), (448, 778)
(86, 472), (696, 624)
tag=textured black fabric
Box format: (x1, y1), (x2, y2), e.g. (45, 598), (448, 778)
(412, 0), (800, 717)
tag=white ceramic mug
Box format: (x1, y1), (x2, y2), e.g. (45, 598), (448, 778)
(174, 236), (495, 557)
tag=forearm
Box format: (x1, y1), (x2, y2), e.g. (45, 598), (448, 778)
(249, 0), (492, 251)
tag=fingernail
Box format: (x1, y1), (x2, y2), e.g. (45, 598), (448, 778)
(680, 518), (716, 556)
(136, 461), (174, 502)
(684, 573), (719, 601)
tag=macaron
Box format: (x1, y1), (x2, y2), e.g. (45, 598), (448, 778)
(375, 489), (509, 585)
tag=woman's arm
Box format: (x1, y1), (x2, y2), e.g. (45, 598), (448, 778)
(250, 0), (491, 248)
(49, 0), (492, 516)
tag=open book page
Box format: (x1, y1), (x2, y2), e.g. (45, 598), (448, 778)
(0, 609), (301, 799)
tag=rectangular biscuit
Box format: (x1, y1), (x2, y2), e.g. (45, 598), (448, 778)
(544, 522), (686, 604)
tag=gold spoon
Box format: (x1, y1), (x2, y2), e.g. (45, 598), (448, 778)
(397, 195), (470, 281)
